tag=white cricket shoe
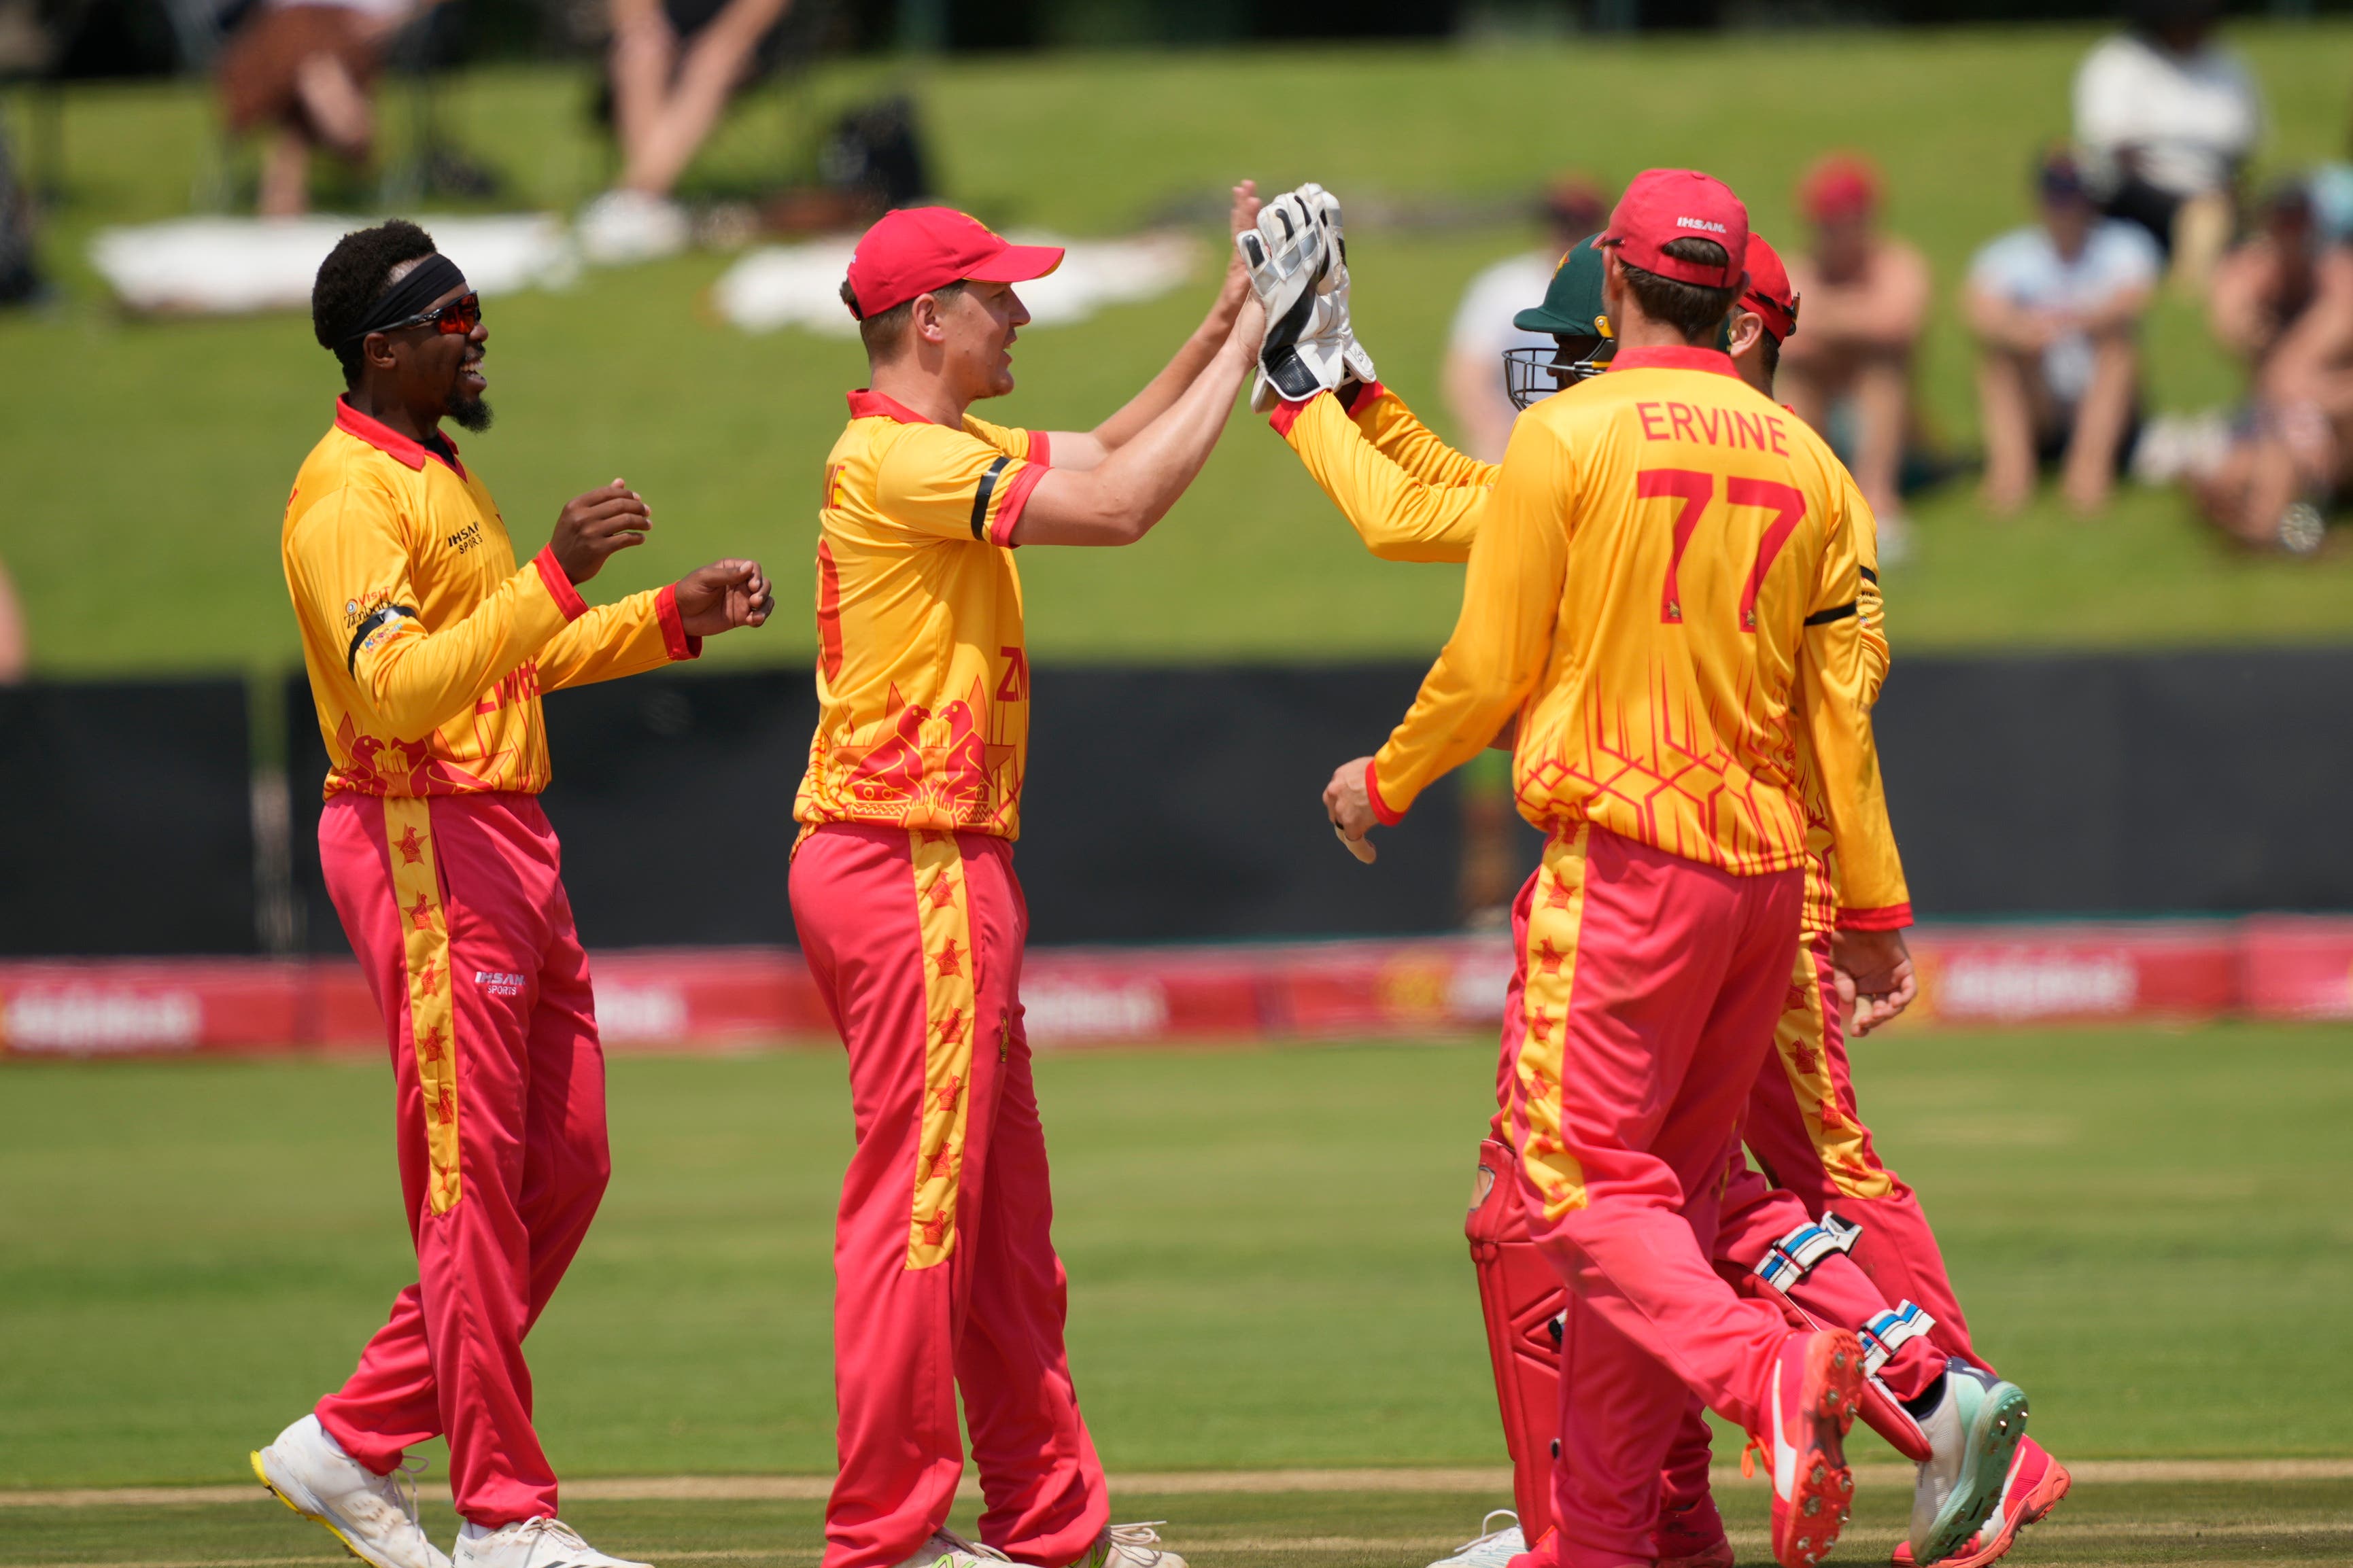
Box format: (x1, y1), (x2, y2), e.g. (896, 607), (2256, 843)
(454, 1517), (650, 1568)
(577, 189), (690, 266)
(893, 1528), (1011, 1568)
(251, 1413), (451, 1568)
(1073, 1522), (1187, 1568)
(1425, 1510), (1524, 1568)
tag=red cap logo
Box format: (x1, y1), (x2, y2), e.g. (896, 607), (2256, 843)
(1599, 169), (1749, 291)
(1741, 232), (1799, 344)
(842, 207), (1064, 321)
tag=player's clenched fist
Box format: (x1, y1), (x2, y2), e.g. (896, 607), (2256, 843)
(548, 478), (653, 584)
(672, 559), (774, 637)
(1322, 754), (1379, 864)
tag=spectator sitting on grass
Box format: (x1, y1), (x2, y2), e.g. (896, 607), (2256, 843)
(2073, 0), (2260, 292)
(1778, 152), (1931, 557)
(1965, 148), (2160, 517)
(1441, 173), (1607, 463)
(577, 0), (797, 264)
(2180, 184), (2353, 554)
(216, 0), (445, 217)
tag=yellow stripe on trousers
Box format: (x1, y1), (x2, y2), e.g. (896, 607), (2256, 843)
(1770, 945), (1895, 1200)
(908, 830), (978, 1270)
(1516, 824), (1592, 1222)
(384, 796), (460, 1215)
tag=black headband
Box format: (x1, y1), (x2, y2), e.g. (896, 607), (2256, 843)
(340, 252), (469, 346)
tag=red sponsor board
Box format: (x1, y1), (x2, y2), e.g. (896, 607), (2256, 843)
(2241, 915), (2353, 1019)
(1, 920), (2333, 1059)
(1903, 922), (2239, 1026)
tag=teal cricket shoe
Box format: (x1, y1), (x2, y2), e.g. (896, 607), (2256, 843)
(1908, 1361), (2030, 1567)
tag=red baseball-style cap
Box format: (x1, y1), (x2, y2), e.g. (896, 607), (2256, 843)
(1599, 169), (1748, 290)
(842, 207), (1063, 321)
(1742, 232), (1799, 344)
(1799, 153), (1879, 224)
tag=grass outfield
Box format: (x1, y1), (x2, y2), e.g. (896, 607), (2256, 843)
(3, 1026), (2350, 1504)
(9, 1480), (2353, 1567)
(16, 25), (2353, 675)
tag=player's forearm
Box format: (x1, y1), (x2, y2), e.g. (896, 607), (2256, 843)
(1799, 626), (1910, 923)
(1014, 336), (1251, 546)
(356, 554), (578, 737)
(1088, 275), (1252, 455)
(1277, 391), (1481, 562)
(1356, 385), (1499, 489)
(1367, 649), (1529, 821)
(537, 587), (696, 691)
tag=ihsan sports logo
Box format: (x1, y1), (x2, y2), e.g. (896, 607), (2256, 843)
(1675, 216), (1729, 234)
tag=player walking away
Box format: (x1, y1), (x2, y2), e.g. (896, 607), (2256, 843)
(254, 219), (774, 1568)
(791, 196), (1262, 1568)
(1320, 169), (1912, 1568)
(1254, 203), (2057, 1568)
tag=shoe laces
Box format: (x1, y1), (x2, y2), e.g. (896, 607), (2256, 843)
(371, 1457), (428, 1531)
(936, 1527), (1012, 1564)
(1456, 1511), (1520, 1553)
(1740, 1433), (1768, 1481)
(509, 1518), (594, 1553)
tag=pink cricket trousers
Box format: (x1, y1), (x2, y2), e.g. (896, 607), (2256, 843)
(313, 790), (610, 1527)
(1501, 825), (1806, 1568)
(790, 824), (1107, 1568)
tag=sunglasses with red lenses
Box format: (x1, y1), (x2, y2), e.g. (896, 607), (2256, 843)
(385, 292), (482, 336)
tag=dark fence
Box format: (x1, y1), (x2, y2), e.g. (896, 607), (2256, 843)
(20, 650), (2353, 956)
(0, 680), (256, 954)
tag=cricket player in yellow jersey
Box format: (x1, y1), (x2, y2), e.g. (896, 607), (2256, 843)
(787, 197), (1263, 1568)
(1321, 170), (1913, 1568)
(1263, 205), (2051, 1568)
(251, 220), (772, 1568)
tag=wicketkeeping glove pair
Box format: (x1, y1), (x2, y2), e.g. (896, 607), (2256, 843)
(1236, 184), (1377, 414)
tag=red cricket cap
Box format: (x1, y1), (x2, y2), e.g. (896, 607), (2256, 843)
(1742, 232), (1799, 344)
(1800, 153), (1879, 224)
(842, 207), (1063, 321)
(1599, 169), (1748, 290)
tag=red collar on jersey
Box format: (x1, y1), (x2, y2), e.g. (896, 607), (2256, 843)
(846, 388), (949, 426)
(1606, 345), (1740, 378)
(334, 397), (466, 476)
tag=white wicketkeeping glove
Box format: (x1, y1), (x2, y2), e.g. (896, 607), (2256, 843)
(1237, 191), (1350, 413)
(1293, 182), (1378, 391)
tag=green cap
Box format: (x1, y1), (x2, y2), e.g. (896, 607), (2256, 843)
(1512, 240), (1612, 339)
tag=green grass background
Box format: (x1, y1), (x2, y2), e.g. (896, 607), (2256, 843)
(5, 1026), (2350, 1493)
(17, 23), (2353, 676)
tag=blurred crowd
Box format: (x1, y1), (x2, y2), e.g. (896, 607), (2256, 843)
(1452, 0), (2348, 555)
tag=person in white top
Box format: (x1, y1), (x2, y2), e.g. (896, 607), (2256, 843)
(1966, 149), (2162, 516)
(2073, 0), (2261, 289)
(1439, 175), (1606, 462)
(1777, 152), (1931, 551)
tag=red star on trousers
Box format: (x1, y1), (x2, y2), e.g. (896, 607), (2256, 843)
(417, 1021), (446, 1063)
(1535, 939), (1566, 976)
(927, 875), (959, 910)
(1527, 1009), (1556, 1045)
(1544, 878), (1574, 910)
(929, 1071), (963, 1113)
(394, 826), (425, 865)
(932, 939), (963, 978)
(406, 892), (435, 932)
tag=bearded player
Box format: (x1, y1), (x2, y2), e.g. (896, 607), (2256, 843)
(254, 220), (772, 1568)
(1253, 186), (2051, 1567)
(790, 194), (1263, 1568)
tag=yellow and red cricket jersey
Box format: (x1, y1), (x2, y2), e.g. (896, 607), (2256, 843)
(282, 401), (698, 800)
(793, 390), (1049, 841)
(1365, 345), (1908, 925)
(1796, 475), (1893, 937)
(1274, 384), (1492, 561)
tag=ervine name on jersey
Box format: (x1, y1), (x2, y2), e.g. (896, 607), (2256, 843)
(1634, 399), (1794, 455)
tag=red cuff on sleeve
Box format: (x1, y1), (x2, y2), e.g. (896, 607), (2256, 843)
(1267, 394), (1320, 438)
(1027, 430), (1051, 466)
(1338, 379), (1389, 414)
(1837, 903), (1913, 932)
(533, 546), (588, 621)
(1365, 759), (1405, 826)
(990, 460), (1050, 548)
(655, 582), (702, 662)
